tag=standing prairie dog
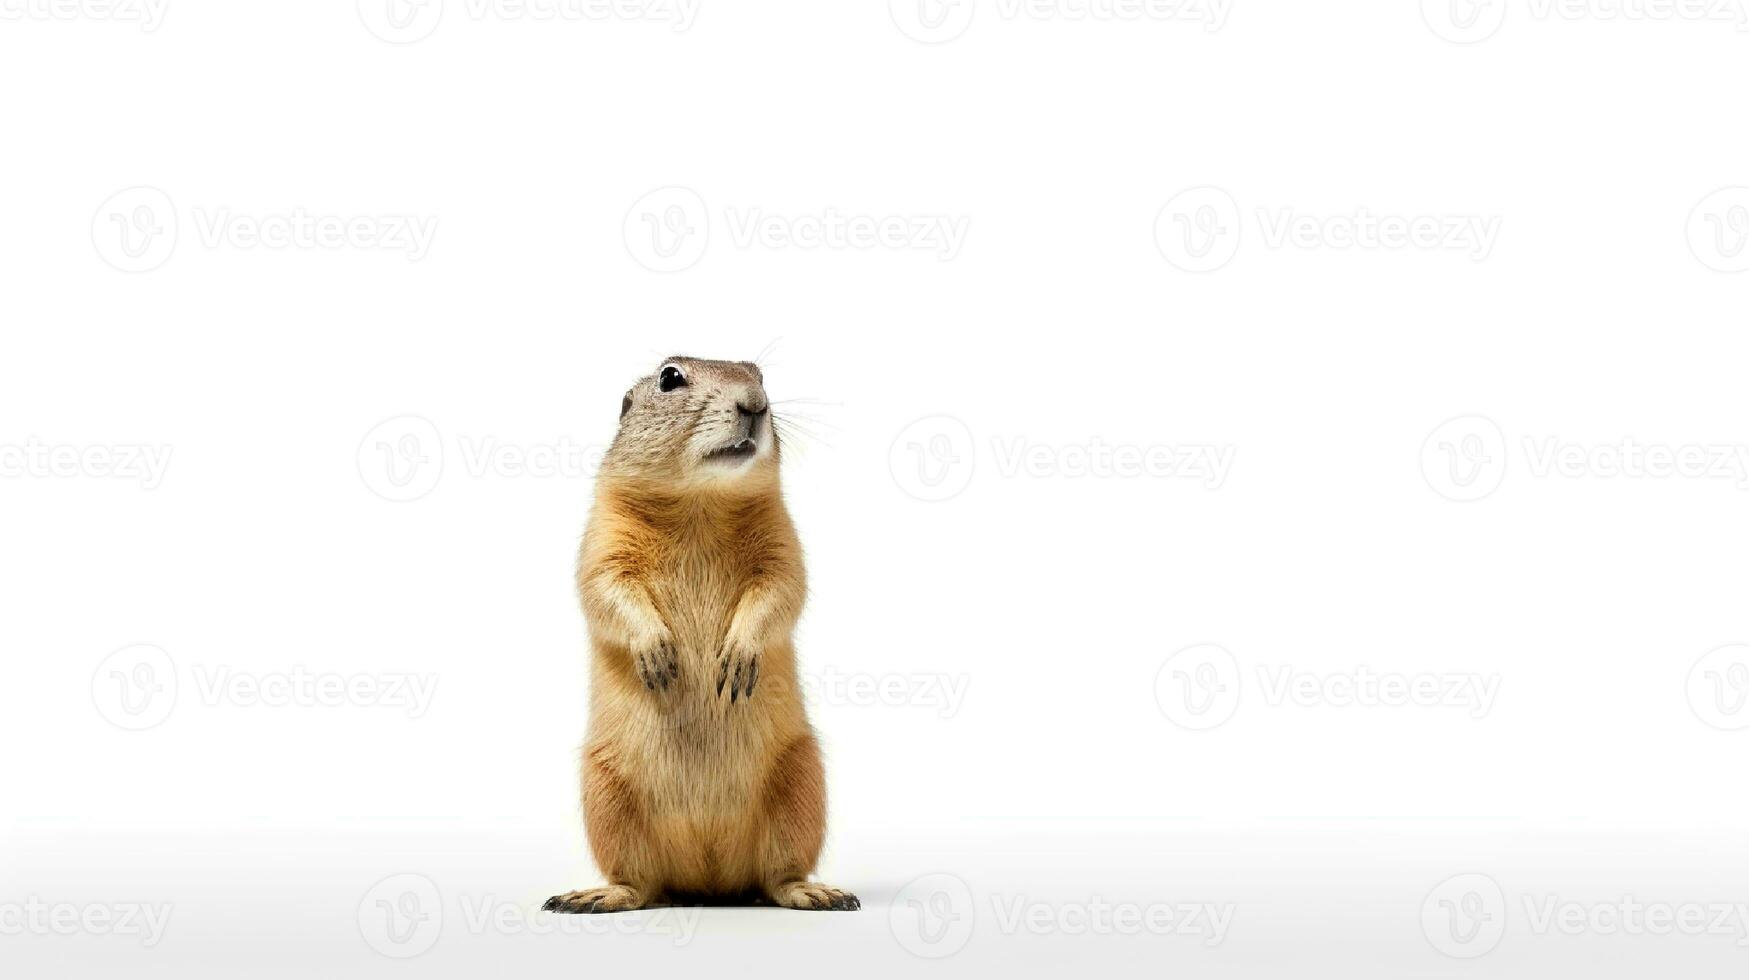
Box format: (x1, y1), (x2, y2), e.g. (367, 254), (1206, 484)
(545, 356), (857, 913)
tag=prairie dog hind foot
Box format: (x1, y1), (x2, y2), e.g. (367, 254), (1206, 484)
(543, 885), (644, 914)
(768, 880), (860, 911)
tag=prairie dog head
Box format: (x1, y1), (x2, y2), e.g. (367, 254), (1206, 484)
(604, 356), (778, 487)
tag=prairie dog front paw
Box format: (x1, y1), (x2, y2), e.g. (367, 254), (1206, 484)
(715, 636), (760, 703)
(631, 628), (678, 692)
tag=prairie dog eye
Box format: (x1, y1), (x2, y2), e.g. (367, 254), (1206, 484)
(658, 365), (688, 392)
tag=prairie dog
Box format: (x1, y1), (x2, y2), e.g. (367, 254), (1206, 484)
(545, 356), (857, 913)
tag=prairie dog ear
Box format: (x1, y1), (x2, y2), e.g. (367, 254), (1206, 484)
(619, 390), (633, 419)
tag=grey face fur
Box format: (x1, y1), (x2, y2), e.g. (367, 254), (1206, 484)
(607, 356), (775, 479)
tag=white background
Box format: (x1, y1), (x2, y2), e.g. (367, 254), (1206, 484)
(4, 0), (1749, 975)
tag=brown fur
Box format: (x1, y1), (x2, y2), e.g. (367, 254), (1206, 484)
(546, 357), (856, 914)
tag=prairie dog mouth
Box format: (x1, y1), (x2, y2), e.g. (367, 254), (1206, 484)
(703, 438), (759, 464)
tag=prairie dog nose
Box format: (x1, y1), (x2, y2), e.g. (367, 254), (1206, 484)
(736, 395), (769, 418)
